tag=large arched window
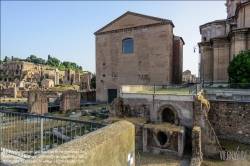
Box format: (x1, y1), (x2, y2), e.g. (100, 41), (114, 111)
(122, 38), (134, 54)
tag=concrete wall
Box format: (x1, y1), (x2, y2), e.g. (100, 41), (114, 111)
(208, 101), (250, 144)
(204, 90), (250, 101)
(121, 93), (194, 129)
(17, 121), (135, 166)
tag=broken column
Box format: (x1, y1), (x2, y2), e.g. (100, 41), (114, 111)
(190, 126), (203, 166)
(27, 90), (48, 115)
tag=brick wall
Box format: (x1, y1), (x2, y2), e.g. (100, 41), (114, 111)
(208, 101), (250, 144)
(27, 90), (48, 115)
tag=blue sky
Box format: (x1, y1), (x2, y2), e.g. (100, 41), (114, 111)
(1, 1), (226, 76)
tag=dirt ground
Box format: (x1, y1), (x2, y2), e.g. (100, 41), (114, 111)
(201, 139), (250, 166)
(135, 150), (190, 166)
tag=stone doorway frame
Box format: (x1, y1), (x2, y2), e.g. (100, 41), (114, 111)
(157, 104), (179, 125)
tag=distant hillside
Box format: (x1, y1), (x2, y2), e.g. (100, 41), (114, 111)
(0, 55), (83, 72)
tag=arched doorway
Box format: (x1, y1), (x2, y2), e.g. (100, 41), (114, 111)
(162, 108), (175, 124)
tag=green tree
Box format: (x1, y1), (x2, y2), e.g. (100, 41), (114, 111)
(227, 50), (250, 83)
(91, 74), (96, 89)
(13, 57), (20, 62)
(4, 56), (9, 62)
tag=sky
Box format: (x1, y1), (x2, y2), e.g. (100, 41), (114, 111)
(1, 1), (227, 76)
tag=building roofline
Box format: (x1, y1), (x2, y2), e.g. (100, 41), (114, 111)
(94, 11), (174, 35)
(174, 36), (185, 45)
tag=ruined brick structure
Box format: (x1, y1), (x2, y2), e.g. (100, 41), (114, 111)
(62, 69), (92, 90)
(27, 90), (48, 115)
(193, 93), (222, 158)
(108, 89), (223, 163)
(208, 102), (250, 144)
(80, 90), (96, 101)
(95, 11), (185, 102)
(190, 126), (203, 166)
(0, 61), (44, 83)
(198, 0), (250, 84)
(60, 90), (81, 111)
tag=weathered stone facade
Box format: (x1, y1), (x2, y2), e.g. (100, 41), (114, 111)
(95, 11), (184, 102)
(198, 0), (250, 84)
(27, 90), (48, 115)
(208, 101), (250, 144)
(62, 69), (92, 90)
(193, 93), (222, 158)
(59, 90), (81, 111)
(0, 61), (43, 83)
(80, 90), (96, 101)
(107, 90), (223, 160)
(190, 126), (203, 166)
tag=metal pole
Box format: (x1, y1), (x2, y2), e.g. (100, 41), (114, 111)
(40, 118), (43, 152)
(0, 113), (2, 164)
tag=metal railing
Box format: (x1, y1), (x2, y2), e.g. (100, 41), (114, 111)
(121, 84), (202, 95)
(0, 110), (107, 161)
(203, 83), (250, 90)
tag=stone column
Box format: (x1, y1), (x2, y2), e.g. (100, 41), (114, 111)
(14, 83), (17, 98)
(54, 68), (59, 86)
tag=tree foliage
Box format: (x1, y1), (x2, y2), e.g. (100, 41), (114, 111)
(227, 50), (250, 83)
(2, 55), (84, 72)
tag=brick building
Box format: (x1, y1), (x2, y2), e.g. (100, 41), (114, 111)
(182, 70), (197, 83)
(94, 11), (185, 102)
(198, 0), (250, 85)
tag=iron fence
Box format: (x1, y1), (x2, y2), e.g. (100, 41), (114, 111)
(0, 110), (107, 162)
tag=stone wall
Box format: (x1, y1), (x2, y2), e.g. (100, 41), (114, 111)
(80, 90), (96, 101)
(190, 126), (203, 166)
(60, 90), (80, 111)
(27, 90), (48, 115)
(193, 93), (222, 158)
(208, 101), (250, 144)
(121, 96), (194, 129)
(16, 121), (135, 166)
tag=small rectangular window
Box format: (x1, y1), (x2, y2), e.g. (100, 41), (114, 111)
(123, 38), (134, 54)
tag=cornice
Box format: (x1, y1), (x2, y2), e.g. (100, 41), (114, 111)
(95, 22), (169, 35)
(94, 11), (174, 35)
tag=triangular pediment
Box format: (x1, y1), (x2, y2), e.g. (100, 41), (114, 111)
(94, 11), (174, 35)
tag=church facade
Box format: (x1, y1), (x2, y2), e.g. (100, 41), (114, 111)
(198, 0), (250, 85)
(94, 11), (184, 102)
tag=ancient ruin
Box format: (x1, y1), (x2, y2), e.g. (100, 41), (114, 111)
(27, 90), (48, 115)
(106, 87), (225, 166)
(59, 90), (81, 112)
(0, 61), (93, 98)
